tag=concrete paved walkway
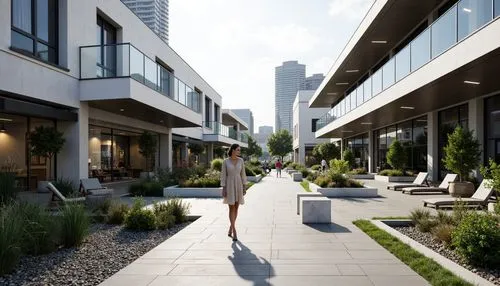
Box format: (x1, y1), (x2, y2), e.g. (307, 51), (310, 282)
(100, 172), (430, 286)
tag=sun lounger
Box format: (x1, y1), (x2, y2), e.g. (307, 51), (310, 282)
(423, 179), (494, 209)
(47, 182), (85, 204)
(387, 172), (428, 191)
(80, 178), (114, 196)
(402, 173), (457, 195)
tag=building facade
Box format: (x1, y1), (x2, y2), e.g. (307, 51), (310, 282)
(275, 61), (305, 133)
(122, 0), (169, 43)
(304, 73), (325, 90)
(0, 0), (246, 191)
(293, 91), (331, 166)
(230, 109), (254, 136)
(255, 126), (274, 159)
(310, 0), (500, 180)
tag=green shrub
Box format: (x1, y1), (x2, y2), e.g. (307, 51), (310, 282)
(350, 168), (368, 175)
(432, 224), (455, 246)
(0, 172), (17, 205)
(165, 198), (190, 224)
(156, 212), (176, 230)
(283, 161), (292, 168)
(410, 208), (432, 225)
(311, 164), (321, 171)
(61, 202), (90, 247)
(443, 126), (481, 182)
(299, 167), (310, 178)
(211, 159), (223, 171)
(180, 169), (221, 188)
(52, 177), (78, 197)
(387, 140), (407, 171)
(435, 211), (455, 226)
(124, 198), (156, 231)
(452, 199), (471, 225)
(156, 168), (178, 187)
(330, 159), (349, 174)
(416, 217), (437, 233)
(249, 159), (261, 167)
(19, 203), (58, 255)
(452, 212), (500, 267)
(107, 202), (130, 225)
(495, 202), (500, 215)
(245, 166), (256, 176)
(129, 180), (164, 197)
(378, 169), (404, 176)
(313, 171), (363, 188)
(0, 203), (23, 275)
(314, 175), (330, 187)
(306, 172), (319, 182)
(342, 149), (355, 169)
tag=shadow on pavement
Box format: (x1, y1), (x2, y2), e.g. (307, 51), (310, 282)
(305, 222), (351, 233)
(228, 241), (274, 286)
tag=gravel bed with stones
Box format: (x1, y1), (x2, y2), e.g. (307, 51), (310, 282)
(394, 225), (500, 285)
(0, 222), (191, 286)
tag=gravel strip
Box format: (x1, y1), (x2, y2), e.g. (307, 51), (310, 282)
(394, 226), (499, 285)
(0, 222), (190, 286)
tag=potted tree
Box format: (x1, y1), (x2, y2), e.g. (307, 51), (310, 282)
(443, 126), (481, 198)
(480, 159), (500, 213)
(386, 140), (407, 173)
(138, 131), (157, 179)
(29, 126), (65, 192)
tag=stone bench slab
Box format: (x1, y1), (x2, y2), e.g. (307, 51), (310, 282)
(301, 197), (331, 224)
(296, 192), (324, 214)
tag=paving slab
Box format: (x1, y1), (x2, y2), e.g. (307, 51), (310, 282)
(101, 171), (430, 285)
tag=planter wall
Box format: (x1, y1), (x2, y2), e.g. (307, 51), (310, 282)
(375, 175), (415, 182)
(309, 183), (378, 198)
(163, 185), (222, 198)
(247, 175), (262, 183)
(349, 174), (375, 180)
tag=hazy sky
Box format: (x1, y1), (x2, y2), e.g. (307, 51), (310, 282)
(170, 0), (374, 131)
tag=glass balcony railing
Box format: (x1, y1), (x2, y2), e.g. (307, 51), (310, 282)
(316, 0), (500, 132)
(203, 121), (249, 143)
(80, 43), (201, 113)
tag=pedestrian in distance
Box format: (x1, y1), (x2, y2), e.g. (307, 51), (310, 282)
(275, 159), (282, 178)
(321, 158), (327, 172)
(221, 144), (247, 242)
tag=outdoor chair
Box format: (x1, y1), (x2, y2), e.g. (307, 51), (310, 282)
(80, 178), (114, 196)
(402, 173), (457, 195)
(422, 179), (495, 209)
(387, 172), (429, 191)
(47, 182), (85, 204)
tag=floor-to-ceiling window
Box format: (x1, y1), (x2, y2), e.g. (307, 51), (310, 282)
(96, 15), (117, 77)
(438, 104), (468, 179)
(374, 116), (428, 172)
(345, 134), (369, 170)
(485, 95), (500, 164)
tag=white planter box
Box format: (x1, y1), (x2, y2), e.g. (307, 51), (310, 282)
(309, 183), (378, 198)
(488, 202), (497, 213)
(349, 174), (375, 180)
(292, 172), (303, 182)
(375, 175), (415, 182)
(247, 174), (262, 183)
(163, 185), (222, 198)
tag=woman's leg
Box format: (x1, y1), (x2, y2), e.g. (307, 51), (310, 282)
(232, 202), (240, 239)
(228, 205), (235, 236)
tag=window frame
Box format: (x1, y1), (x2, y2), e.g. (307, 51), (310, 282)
(10, 0), (59, 64)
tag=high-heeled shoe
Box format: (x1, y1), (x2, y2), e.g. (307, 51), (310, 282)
(232, 230), (238, 242)
(228, 227), (232, 237)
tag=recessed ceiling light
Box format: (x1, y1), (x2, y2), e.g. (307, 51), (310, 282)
(463, 8), (472, 13)
(464, 80), (480, 85)
(0, 118), (13, 122)
(160, 120), (164, 123)
(346, 69), (359, 73)
(341, 130), (354, 133)
(336, 82), (349, 86)
(120, 109), (125, 112)
(361, 122), (372, 125)
(327, 92), (338, 95)
(400, 106), (415, 110)
(371, 40), (387, 44)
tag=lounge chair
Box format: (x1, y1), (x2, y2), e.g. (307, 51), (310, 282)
(80, 178), (114, 196)
(47, 182), (85, 204)
(402, 173), (457, 195)
(423, 179), (494, 209)
(387, 172), (428, 191)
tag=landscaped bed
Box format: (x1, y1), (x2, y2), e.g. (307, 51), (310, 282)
(0, 222), (191, 286)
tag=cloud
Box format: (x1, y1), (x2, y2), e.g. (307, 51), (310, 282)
(328, 0), (374, 19)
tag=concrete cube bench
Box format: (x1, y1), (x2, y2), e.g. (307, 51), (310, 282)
(292, 172), (303, 182)
(301, 197), (331, 224)
(296, 192), (325, 214)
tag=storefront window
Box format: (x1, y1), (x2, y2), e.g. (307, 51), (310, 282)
(438, 104), (468, 179)
(0, 113), (29, 190)
(485, 95), (500, 164)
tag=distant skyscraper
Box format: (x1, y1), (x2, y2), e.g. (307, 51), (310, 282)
(304, 73), (325, 90)
(275, 61), (305, 133)
(231, 109), (254, 136)
(122, 0), (169, 43)
(258, 126), (273, 136)
(255, 126), (274, 158)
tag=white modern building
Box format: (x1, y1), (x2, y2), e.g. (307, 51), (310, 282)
(122, 0), (169, 43)
(304, 73), (325, 91)
(230, 109), (254, 136)
(310, 0), (500, 180)
(0, 0), (246, 191)
(275, 60), (305, 133)
(293, 90), (331, 166)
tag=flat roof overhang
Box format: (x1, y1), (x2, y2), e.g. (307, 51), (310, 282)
(0, 95), (77, 121)
(81, 78), (202, 128)
(202, 134), (249, 148)
(221, 109), (249, 131)
(317, 47), (500, 138)
(310, 0), (445, 108)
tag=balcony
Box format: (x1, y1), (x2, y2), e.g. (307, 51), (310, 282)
(203, 121), (249, 147)
(79, 43), (202, 127)
(316, 0), (500, 132)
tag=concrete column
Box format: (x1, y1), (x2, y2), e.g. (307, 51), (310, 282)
(182, 142), (189, 166)
(340, 139), (344, 160)
(427, 111), (439, 182)
(299, 145), (305, 165)
(159, 129), (172, 169)
(57, 102), (89, 185)
(207, 143), (214, 163)
(368, 130), (374, 173)
(468, 98), (484, 178)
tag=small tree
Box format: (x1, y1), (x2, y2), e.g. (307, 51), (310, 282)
(480, 159), (500, 196)
(386, 140), (407, 171)
(241, 136), (262, 159)
(188, 143), (204, 156)
(214, 146), (226, 158)
(29, 126), (65, 180)
(313, 142), (340, 162)
(443, 126), (481, 182)
(267, 129), (293, 162)
(138, 131), (157, 172)
(342, 149), (355, 170)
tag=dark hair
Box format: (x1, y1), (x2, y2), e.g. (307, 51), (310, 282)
(227, 144), (240, 157)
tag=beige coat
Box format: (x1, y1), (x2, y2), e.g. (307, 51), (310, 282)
(221, 157), (247, 205)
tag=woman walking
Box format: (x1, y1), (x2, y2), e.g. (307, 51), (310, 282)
(221, 144), (247, 241)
